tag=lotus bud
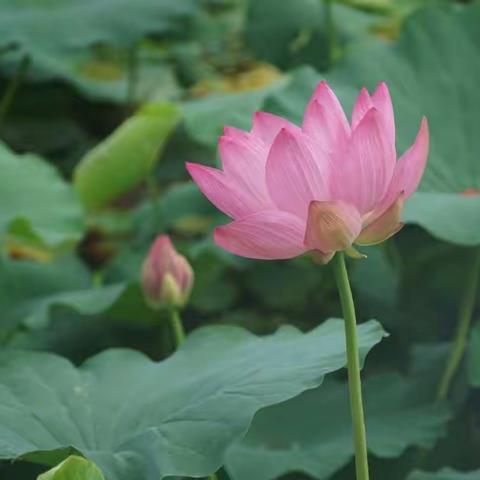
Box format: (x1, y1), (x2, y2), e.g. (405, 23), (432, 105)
(141, 235), (194, 309)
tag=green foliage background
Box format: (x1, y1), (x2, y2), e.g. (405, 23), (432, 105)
(0, 0), (479, 479)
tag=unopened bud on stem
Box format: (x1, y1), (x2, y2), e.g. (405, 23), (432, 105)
(141, 235), (194, 310)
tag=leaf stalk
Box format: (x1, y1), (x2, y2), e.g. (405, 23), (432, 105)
(437, 248), (480, 400)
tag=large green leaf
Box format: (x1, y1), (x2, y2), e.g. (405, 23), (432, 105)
(0, 255), (125, 340)
(0, 0), (194, 77)
(73, 102), (180, 210)
(225, 372), (450, 480)
(38, 456), (105, 480)
(329, 3), (480, 245)
(0, 319), (385, 479)
(0, 142), (84, 247)
(408, 469), (480, 480)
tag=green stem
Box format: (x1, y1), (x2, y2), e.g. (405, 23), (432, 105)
(332, 252), (370, 480)
(168, 308), (186, 347)
(436, 248), (480, 401)
(0, 55), (30, 127)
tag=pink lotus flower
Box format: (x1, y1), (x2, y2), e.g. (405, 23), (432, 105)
(141, 235), (194, 308)
(186, 81), (429, 263)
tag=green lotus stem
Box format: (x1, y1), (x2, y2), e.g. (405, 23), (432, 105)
(437, 248), (480, 401)
(0, 54), (30, 128)
(332, 252), (370, 480)
(168, 308), (186, 347)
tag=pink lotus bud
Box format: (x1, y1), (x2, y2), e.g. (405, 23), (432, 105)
(187, 81), (429, 263)
(141, 235), (194, 309)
